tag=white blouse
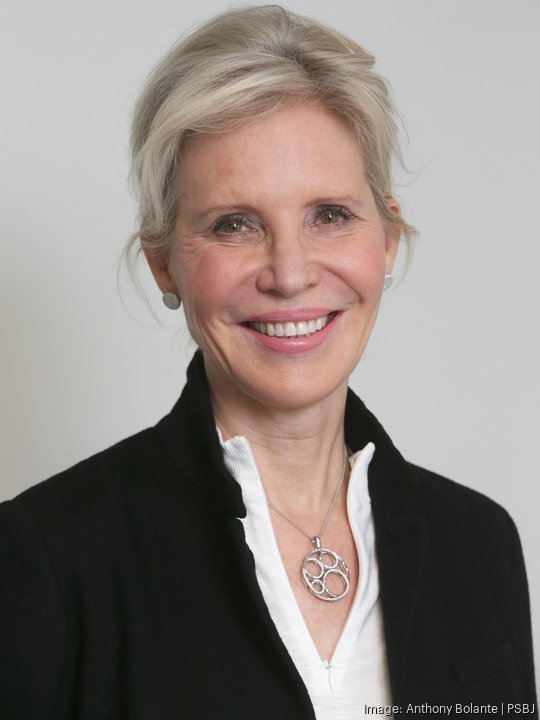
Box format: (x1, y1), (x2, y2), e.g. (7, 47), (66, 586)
(220, 434), (393, 719)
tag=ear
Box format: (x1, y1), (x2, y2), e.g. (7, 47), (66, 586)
(383, 196), (402, 274)
(143, 245), (180, 299)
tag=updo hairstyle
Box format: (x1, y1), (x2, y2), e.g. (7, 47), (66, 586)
(128, 4), (414, 263)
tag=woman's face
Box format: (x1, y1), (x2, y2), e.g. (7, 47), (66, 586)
(148, 104), (400, 412)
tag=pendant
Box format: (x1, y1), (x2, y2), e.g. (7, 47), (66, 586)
(301, 536), (350, 602)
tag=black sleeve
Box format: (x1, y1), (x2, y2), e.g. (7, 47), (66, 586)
(507, 511), (538, 706)
(0, 500), (74, 720)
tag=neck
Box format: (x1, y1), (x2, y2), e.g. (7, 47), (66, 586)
(207, 362), (349, 516)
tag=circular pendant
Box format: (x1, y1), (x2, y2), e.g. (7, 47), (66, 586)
(301, 537), (350, 602)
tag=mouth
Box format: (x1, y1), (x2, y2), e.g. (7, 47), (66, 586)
(245, 312), (338, 338)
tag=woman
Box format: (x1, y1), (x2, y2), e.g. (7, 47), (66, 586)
(0, 5), (536, 719)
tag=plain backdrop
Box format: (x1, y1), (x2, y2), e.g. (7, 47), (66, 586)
(1, 0), (539, 684)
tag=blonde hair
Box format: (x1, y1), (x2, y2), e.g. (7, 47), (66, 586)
(128, 4), (415, 263)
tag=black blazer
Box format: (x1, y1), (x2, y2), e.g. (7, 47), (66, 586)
(0, 351), (536, 719)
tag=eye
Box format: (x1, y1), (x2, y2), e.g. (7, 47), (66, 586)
(211, 214), (253, 235)
(314, 205), (355, 226)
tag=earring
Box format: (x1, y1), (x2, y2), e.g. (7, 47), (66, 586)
(383, 273), (393, 291)
(162, 292), (181, 310)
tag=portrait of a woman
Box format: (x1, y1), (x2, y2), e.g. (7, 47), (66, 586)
(0, 5), (536, 718)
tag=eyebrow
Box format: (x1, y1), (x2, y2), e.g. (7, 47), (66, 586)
(307, 194), (364, 207)
(188, 204), (259, 226)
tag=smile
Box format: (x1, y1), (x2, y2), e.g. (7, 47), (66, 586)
(247, 313), (335, 338)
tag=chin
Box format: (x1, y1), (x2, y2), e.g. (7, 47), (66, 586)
(204, 337), (365, 412)
(241, 367), (352, 412)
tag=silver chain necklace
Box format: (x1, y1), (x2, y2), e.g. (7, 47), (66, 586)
(268, 447), (350, 602)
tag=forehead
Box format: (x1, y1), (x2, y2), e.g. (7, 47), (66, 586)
(177, 104), (367, 208)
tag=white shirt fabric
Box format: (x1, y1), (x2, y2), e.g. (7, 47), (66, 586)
(220, 434), (393, 719)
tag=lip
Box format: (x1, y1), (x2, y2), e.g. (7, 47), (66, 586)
(245, 308), (336, 323)
(241, 311), (341, 354)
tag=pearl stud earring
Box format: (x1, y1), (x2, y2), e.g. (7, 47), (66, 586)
(162, 292), (181, 310)
(383, 273), (393, 291)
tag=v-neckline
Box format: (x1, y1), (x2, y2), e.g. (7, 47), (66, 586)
(221, 435), (376, 667)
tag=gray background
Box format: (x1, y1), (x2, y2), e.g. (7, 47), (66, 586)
(1, 0), (539, 683)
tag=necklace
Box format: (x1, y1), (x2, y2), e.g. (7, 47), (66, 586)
(268, 447), (350, 602)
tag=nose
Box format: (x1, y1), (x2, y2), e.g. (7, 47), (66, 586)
(255, 230), (320, 298)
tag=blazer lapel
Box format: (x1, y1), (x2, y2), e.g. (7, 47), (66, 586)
(157, 355), (428, 703)
(372, 508), (428, 702)
(345, 389), (428, 703)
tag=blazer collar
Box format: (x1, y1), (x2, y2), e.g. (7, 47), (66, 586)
(155, 349), (428, 703)
(154, 350), (420, 516)
(156, 350), (424, 517)
(154, 350), (246, 517)
(345, 387), (428, 703)
(344, 388), (420, 515)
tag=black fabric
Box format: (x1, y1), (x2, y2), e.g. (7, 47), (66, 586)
(0, 350), (536, 719)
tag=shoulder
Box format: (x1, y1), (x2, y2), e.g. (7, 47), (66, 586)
(404, 461), (520, 568)
(408, 461), (511, 521)
(407, 461), (515, 532)
(15, 427), (162, 507)
(0, 419), (217, 618)
(0, 425), (188, 548)
(409, 461), (507, 511)
(346, 389), (517, 541)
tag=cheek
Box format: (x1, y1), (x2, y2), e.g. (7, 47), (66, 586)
(337, 240), (386, 297)
(169, 247), (250, 330)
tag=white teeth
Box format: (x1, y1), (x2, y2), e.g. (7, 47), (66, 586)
(248, 314), (331, 337)
(284, 322), (296, 337)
